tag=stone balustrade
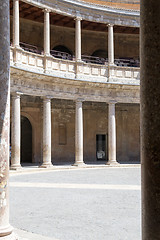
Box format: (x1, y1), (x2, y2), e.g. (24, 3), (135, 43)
(10, 47), (44, 73)
(109, 65), (140, 85)
(10, 47), (140, 85)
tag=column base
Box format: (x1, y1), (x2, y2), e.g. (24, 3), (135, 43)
(108, 63), (116, 67)
(106, 160), (119, 166)
(0, 232), (18, 240)
(39, 163), (53, 168)
(10, 164), (22, 171)
(73, 162), (85, 167)
(0, 225), (15, 238)
(13, 45), (22, 50)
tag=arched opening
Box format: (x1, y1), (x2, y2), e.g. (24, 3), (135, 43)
(21, 116), (32, 163)
(82, 49), (107, 64)
(51, 45), (73, 60)
(92, 49), (108, 59)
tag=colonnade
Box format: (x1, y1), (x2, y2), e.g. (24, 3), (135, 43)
(10, 93), (118, 169)
(12, 0), (114, 64)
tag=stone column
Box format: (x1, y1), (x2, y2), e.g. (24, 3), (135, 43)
(40, 97), (52, 168)
(75, 17), (82, 61)
(74, 99), (84, 166)
(107, 101), (118, 165)
(141, 0), (160, 239)
(10, 92), (22, 170)
(0, 1), (16, 239)
(44, 9), (50, 56)
(108, 24), (114, 65)
(13, 0), (20, 47)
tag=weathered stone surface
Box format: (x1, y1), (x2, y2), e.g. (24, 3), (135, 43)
(0, 0), (15, 238)
(141, 0), (160, 239)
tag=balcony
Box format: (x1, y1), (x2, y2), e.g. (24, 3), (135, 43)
(10, 43), (140, 85)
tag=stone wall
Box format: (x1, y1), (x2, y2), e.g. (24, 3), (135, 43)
(10, 17), (139, 59)
(13, 97), (140, 164)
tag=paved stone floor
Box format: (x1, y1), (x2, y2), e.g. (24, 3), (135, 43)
(9, 167), (141, 240)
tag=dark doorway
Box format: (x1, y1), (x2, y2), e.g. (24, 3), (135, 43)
(52, 45), (72, 55)
(92, 49), (108, 59)
(21, 116), (32, 163)
(51, 45), (73, 60)
(96, 134), (107, 160)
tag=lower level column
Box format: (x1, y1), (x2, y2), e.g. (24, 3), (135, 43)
(107, 101), (118, 165)
(74, 98), (85, 166)
(10, 92), (22, 170)
(40, 97), (53, 168)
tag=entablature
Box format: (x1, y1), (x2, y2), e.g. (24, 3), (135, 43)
(10, 65), (140, 104)
(19, 0), (140, 27)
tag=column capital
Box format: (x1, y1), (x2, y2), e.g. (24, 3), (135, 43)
(75, 98), (84, 103)
(11, 91), (23, 98)
(108, 23), (114, 27)
(42, 96), (53, 102)
(74, 16), (82, 21)
(43, 8), (51, 13)
(108, 100), (117, 105)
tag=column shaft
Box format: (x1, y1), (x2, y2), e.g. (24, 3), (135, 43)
(108, 24), (114, 65)
(107, 102), (117, 164)
(75, 17), (82, 61)
(0, 0), (15, 238)
(74, 99), (84, 166)
(13, 0), (19, 47)
(141, 0), (160, 239)
(44, 9), (50, 56)
(11, 93), (21, 170)
(41, 97), (52, 167)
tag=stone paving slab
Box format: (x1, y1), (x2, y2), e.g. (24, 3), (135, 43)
(14, 228), (59, 240)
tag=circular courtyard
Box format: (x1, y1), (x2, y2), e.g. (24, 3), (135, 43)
(10, 167), (141, 240)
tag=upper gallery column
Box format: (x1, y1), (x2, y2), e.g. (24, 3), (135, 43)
(10, 92), (22, 170)
(44, 9), (50, 56)
(107, 101), (118, 165)
(0, 0), (15, 238)
(75, 17), (82, 61)
(13, 0), (20, 47)
(40, 97), (53, 168)
(74, 98), (85, 166)
(141, 0), (160, 239)
(108, 24), (114, 65)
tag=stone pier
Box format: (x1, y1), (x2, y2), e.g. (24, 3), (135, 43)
(0, 1), (17, 239)
(141, 0), (160, 239)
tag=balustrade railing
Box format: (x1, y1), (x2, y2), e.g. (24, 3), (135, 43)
(11, 41), (140, 67)
(115, 58), (140, 67)
(19, 42), (42, 54)
(50, 49), (73, 60)
(81, 55), (106, 65)
(10, 43), (140, 85)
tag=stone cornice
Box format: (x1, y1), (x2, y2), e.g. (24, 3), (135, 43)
(21, 0), (140, 27)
